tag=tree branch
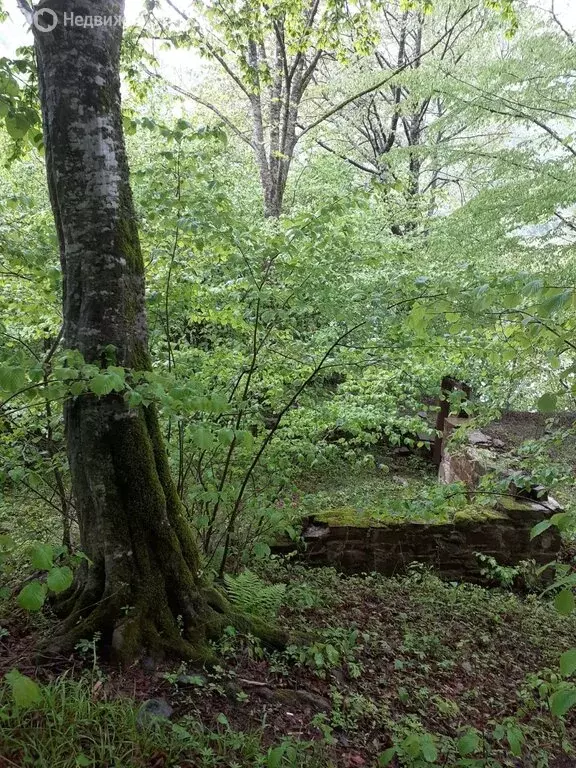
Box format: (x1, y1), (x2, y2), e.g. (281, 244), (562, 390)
(143, 67), (255, 147)
(299, 5), (476, 138)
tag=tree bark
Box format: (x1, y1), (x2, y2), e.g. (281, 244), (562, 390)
(33, 0), (281, 664)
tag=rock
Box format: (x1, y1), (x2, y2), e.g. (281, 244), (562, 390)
(136, 698), (173, 729)
(293, 690), (331, 712)
(255, 687), (276, 701)
(467, 430), (504, 449)
(304, 524), (330, 539)
(257, 687), (331, 713)
(223, 682), (242, 699)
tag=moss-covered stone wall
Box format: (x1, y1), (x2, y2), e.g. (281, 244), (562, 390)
(286, 497), (561, 582)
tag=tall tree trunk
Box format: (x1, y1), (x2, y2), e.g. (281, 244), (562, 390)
(33, 0), (279, 664)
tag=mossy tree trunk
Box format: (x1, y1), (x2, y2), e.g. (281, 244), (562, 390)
(33, 0), (276, 664)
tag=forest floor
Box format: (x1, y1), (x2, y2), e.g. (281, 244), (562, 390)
(2, 427), (576, 766)
(2, 561), (576, 767)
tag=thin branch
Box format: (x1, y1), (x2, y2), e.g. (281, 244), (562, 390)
(312, 136), (378, 174)
(218, 321), (366, 576)
(550, 0), (574, 43)
(143, 67), (255, 148)
(299, 5), (476, 138)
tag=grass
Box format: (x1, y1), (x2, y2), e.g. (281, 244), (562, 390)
(0, 676), (321, 767)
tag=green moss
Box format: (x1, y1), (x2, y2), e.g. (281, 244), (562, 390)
(314, 503), (508, 529)
(314, 506), (393, 527)
(452, 506), (508, 523)
(314, 506), (435, 527)
(496, 496), (536, 512)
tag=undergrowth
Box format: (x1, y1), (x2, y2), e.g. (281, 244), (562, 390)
(0, 676), (321, 767)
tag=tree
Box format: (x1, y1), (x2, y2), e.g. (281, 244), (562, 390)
(21, 0), (276, 663)
(313, 0), (491, 233)
(147, 0), (380, 217)
(146, 0), (489, 218)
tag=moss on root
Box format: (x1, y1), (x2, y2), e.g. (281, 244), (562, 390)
(43, 580), (287, 667)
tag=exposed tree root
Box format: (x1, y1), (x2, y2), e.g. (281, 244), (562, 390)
(41, 573), (287, 667)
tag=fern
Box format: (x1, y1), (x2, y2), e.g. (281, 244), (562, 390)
(224, 570), (286, 618)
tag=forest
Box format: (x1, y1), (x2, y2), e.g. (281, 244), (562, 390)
(1, 0), (576, 765)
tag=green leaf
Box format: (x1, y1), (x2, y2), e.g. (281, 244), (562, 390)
(216, 712), (229, 726)
(421, 735), (438, 762)
(530, 520), (552, 540)
(218, 428), (235, 446)
(5, 113), (30, 140)
(457, 729), (480, 756)
(555, 590), (575, 616)
(89, 372), (116, 396)
(266, 746), (285, 768)
(0, 365), (26, 393)
(378, 747), (397, 766)
(5, 669), (42, 707)
(75, 755), (92, 767)
(88, 371), (124, 396)
(253, 541), (271, 558)
(29, 543), (53, 570)
(17, 581), (47, 612)
(127, 390), (143, 407)
(506, 725), (523, 756)
(560, 649), (576, 677)
(550, 512), (570, 531)
(550, 687), (576, 717)
(47, 566), (73, 594)
(536, 393), (557, 413)
(192, 426), (213, 450)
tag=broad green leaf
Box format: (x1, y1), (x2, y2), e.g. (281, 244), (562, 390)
(421, 735), (438, 762)
(216, 712), (229, 726)
(551, 512), (570, 531)
(17, 581), (47, 612)
(0, 365), (26, 393)
(555, 590), (575, 616)
(218, 428), (235, 446)
(530, 520), (551, 540)
(266, 746), (285, 768)
(378, 747), (397, 766)
(5, 669), (42, 707)
(560, 649), (576, 677)
(550, 687), (576, 717)
(89, 373), (115, 396)
(47, 566), (73, 594)
(253, 541), (271, 558)
(29, 543), (53, 570)
(89, 372), (122, 396)
(536, 393), (557, 413)
(5, 113), (30, 140)
(507, 725), (523, 756)
(127, 390), (143, 407)
(192, 426), (213, 450)
(457, 729), (480, 756)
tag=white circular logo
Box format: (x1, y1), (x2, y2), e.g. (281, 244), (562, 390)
(33, 8), (58, 33)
